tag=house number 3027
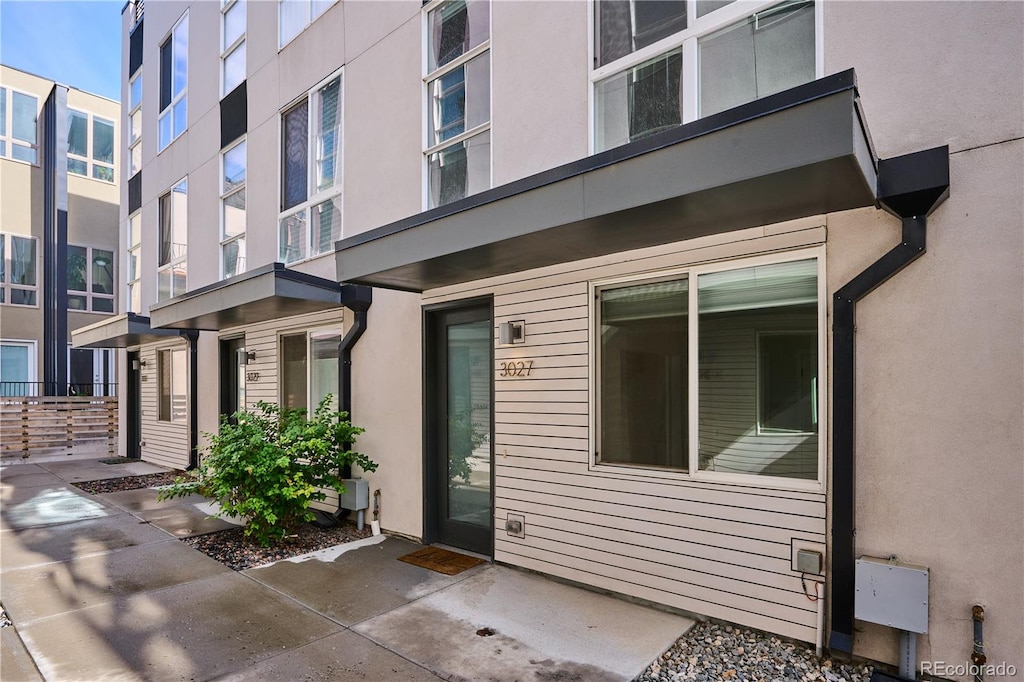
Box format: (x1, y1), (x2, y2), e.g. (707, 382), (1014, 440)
(245, 371), (260, 382)
(498, 360), (533, 377)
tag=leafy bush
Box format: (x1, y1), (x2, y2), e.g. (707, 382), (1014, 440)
(158, 396), (376, 546)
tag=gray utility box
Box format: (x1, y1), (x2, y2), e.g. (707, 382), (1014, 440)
(855, 557), (929, 634)
(339, 478), (369, 511)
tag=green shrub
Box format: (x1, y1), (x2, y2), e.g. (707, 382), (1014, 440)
(158, 396), (376, 547)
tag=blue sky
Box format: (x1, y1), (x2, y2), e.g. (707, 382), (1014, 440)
(1, 0), (123, 101)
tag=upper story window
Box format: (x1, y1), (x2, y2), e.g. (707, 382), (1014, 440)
(126, 212), (142, 313)
(221, 138), (246, 278)
(158, 11), (188, 151)
(222, 0), (246, 96)
(279, 0), (335, 48)
(158, 178), (187, 300)
(592, 0), (816, 152)
(278, 71), (342, 265)
(0, 233), (37, 306)
(424, 0), (490, 209)
(67, 245), (115, 313)
(0, 87), (39, 164)
(67, 109), (115, 182)
(129, 73), (142, 176)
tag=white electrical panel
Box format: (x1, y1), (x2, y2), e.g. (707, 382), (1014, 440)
(855, 556), (929, 633)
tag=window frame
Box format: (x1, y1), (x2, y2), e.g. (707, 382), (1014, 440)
(587, 0), (823, 153)
(157, 178), (188, 301)
(221, 0), (247, 97)
(0, 339), (38, 395)
(276, 68), (344, 266)
(589, 246), (826, 491)
(66, 243), (116, 314)
(126, 211), (142, 313)
(158, 10), (189, 152)
(67, 108), (116, 183)
(421, 0), (493, 210)
(1, 233), (39, 307)
(0, 85), (40, 165)
(128, 70), (142, 177)
(220, 137), (246, 279)
(157, 347), (188, 423)
(278, 325), (344, 412)
(278, 0), (336, 50)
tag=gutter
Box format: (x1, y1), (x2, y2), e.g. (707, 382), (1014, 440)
(337, 284), (373, 482)
(829, 146), (950, 652)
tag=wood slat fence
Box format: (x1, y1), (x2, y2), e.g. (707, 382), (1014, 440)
(0, 396), (118, 459)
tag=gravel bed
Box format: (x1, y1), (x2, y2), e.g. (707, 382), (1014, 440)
(635, 622), (873, 682)
(73, 471), (186, 494)
(184, 521), (373, 571)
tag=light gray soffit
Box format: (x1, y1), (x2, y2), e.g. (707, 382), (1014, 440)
(71, 313), (183, 349)
(335, 77), (877, 292)
(149, 263), (343, 331)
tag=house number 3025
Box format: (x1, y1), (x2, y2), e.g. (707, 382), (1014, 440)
(498, 360), (533, 377)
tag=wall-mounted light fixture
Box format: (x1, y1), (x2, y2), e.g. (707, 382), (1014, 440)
(499, 320), (526, 346)
(132, 359), (147, 371)
(237, 349), (256, 366)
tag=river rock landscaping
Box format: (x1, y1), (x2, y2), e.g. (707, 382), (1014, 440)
(635, 621), (874, 682)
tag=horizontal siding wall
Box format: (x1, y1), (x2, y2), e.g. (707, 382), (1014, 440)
(222, 308), (346, 511)
(139, 340), (190, 470)
(423, 218), (827, 643)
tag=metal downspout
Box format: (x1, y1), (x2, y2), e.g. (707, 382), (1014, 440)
(185, 330), (200, 470)
(829, 146), (950, 653)
(337, 284), (373, 483)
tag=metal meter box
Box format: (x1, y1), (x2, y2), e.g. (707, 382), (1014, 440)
(855, 557), (929, 633)
(339, 478), (369, 511)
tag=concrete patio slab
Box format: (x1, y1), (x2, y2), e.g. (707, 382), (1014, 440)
(2, 539), (230, 623)
(0, 471), (67, 489)
(16, 571), (345, 682)
(244, 537), (482, 626)
(0, 484), (116, 531)
(216, 629), (442, 681)
(1, 627), (44, 682)
(135, 504), (242, 537)
(96, 487), (208, 513)
(354, 564), (694, 682)
(38, 458), (170, 482)
(0, 463), (47, 478)
(0, 512), (170, 570)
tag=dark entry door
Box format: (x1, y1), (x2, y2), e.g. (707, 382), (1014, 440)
(425, 301), (493, 556)
(126, 350), (141, 459)
(220, 338), (246, 420)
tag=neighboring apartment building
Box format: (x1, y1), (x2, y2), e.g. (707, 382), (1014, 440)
(74, 1), (1022, 677)
(1, 65), (120, 397)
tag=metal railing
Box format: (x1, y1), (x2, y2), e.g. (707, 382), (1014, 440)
(0, 382), (118, 398)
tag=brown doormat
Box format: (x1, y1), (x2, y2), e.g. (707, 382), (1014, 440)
(398, 546), (485, 575)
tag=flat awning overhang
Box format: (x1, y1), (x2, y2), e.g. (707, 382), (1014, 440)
(71, 313), (184, 349)
(335, 69), (877, 292)
(149, 262), (343, 331)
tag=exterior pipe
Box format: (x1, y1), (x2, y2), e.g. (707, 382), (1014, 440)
(185, 330), (200, 470)
(336, 284), (373, 491)
(829, 146), (950, 653)
(971, 605), (985, 682)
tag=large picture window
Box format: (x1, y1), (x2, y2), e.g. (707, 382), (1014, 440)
(222, 0), (246, 96)
(158, 348), (187, 422)
(126, 212), (142, 313)
(280, 329), (342, 412)
(67, 109), (115, 182)
(158, 11), (188, 151)
(129, 71), (142, 176)
(221, 139), (246, 278)
(278, 72), (342, 265)
(592, 0), (815, 152)
(424, 0), (491, 209)
(67, 244), (115, 313)
(596, 255), (821, 483)
(1, 233), (38, 306)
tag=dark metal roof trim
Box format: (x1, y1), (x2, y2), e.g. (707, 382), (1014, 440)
(149, 262), (343, 331)
(335, 69), (877, 292)
(71, 313), (184, 349)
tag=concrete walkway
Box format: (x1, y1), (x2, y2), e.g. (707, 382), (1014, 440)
(1, 457), (693, 681)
